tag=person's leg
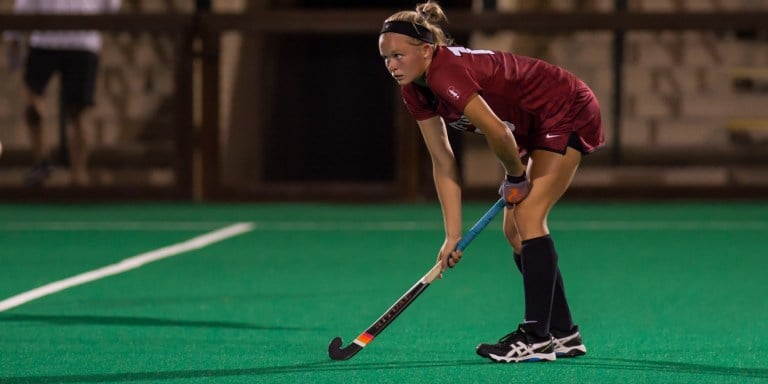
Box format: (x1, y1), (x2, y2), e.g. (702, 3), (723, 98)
(23, 88), (47, 162)
(502, 206), (522, 251)
(506, 207), (572, 332)
(60, 50), (98, 185)
(64, 106), (89, 185)
(507, 237), (574, 334)
(22, 48), (57, 185)
(513, 147), (581, 338)
(477, 147), (581, 363)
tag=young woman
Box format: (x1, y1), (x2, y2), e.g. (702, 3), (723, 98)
(379, 2), (604, 363)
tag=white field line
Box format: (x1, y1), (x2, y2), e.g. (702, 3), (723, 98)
(0, 222), (253, 312)
(1, 220), (767, 232)
(551, 220), (768, 231)
(0, 222), (238, 231)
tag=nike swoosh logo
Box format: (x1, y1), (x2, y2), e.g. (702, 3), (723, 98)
(545, 133), (561, 139)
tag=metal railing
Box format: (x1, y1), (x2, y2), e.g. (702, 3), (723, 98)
(1, 10), (766, 201)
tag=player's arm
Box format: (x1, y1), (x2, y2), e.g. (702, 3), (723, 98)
(3, 0), (32, 70)
(462, 93), (526, 177)
(417, 115), (462, 239)
(463, 93), (531, 206)
(4, 0), (41, 69)
(417, 116), (463, 268)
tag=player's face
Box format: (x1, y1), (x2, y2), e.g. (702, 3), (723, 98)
(379, 33), (431, 85)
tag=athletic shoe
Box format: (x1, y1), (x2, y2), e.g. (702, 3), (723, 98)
(476, 324), (556, 363)
(551, 326), (587, 358)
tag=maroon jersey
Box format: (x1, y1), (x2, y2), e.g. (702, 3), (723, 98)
(401, 45), (604, 155)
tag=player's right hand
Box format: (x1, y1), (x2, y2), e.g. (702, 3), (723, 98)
(436, 237), (462, 277)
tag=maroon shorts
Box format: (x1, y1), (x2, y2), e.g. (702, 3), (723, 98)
(526, 87), (605, 155)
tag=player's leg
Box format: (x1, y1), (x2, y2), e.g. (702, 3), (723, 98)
(477, 146), (582, 363)
(23, 88), (47, 163)
(502, 207), (522, 253)
(517, 146), (585, 355)
(60, 50), (99, 185)
(504, 208), (575, 338)
(22, 48), (56, 185)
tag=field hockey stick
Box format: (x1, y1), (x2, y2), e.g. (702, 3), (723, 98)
(328, 198), (505, 361)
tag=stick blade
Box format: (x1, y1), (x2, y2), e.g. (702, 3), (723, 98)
(328, 337), (362, 361)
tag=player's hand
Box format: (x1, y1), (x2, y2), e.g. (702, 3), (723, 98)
(443, 249), (462, 270)
(499, 172), (530, 207)
(436, 238), (462, 278)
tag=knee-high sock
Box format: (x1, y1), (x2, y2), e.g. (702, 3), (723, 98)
(520, 235), (560, 338)
(514, 251), (574, 333)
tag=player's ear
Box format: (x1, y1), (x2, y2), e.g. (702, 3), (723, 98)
(422, 44), (433, 59)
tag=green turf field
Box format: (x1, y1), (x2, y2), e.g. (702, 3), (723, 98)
(0, 201), (766, 383)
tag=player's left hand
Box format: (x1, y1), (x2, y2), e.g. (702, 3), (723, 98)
(499, 172), (530, 207)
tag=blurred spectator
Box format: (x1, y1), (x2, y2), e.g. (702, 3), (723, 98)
(4, 0), (121, 186)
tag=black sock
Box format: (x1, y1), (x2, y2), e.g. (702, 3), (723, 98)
(550, 268), (575, 333)
(514, 248), (574, 334)
(520, 235), (558, 339)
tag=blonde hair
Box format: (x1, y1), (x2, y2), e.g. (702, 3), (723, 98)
(385, 1), (453, 46)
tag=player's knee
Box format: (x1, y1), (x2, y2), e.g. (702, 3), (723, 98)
(512, 204), (547, 237)
(512, 204), (538, 223)
(25, 106), (41, 126)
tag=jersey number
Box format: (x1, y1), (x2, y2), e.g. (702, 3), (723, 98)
(447, 46), (494, 57)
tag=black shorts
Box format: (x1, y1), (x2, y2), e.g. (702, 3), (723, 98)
(567, 132), (586, 153)
(24, 48), (99, 108)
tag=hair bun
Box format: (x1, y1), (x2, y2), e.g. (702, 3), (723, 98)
(415, 2), (447, 25)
